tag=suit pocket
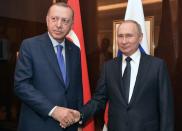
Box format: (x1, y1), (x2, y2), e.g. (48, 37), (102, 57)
(144, 120), (159, 131)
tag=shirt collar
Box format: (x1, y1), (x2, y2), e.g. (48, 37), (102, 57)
(48, 32), (65, 48)
(122, 49), (141, 63)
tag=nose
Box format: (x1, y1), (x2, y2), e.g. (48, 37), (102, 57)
(56, 19), (63, 28)
(122, 36), (127, 43)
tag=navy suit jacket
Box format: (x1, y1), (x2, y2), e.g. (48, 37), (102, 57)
(81, 53), (174, 131)
(14, 33), (83, 131)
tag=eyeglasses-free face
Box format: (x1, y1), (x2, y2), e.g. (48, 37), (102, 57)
(117, 22), (143, 56)
(46, 5), (73, 43)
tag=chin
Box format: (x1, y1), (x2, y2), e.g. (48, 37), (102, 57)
(53, 35), (64, 40)
(122, 51), (131, 56)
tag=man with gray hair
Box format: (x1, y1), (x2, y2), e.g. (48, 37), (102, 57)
(14, 2), (82, 131)
(77, 20), (174, 131)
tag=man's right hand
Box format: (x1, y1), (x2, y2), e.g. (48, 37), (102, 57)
(51, 106), (80, 128)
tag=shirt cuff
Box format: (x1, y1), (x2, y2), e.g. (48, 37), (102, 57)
(48, 106), (57, 116)
(78, 112), (84, 125)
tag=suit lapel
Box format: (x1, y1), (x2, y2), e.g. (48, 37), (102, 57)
(41, 33), (65, 86)
(113, 57), (128, 106)
(64, 39), (72, 88)
(129, 53), (150, 106)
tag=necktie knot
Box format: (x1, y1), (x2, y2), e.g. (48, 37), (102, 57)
(125, 57), (132, 63)
(57, 44), (63, 52)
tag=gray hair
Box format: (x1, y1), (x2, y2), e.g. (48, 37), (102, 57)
(47, 2), (74, 20)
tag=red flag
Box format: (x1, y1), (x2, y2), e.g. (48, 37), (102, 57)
(67, 0), (95, 131)
(103, 103), (108, 131)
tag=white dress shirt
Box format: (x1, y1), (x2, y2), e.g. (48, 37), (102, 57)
(122, 49), (141, 103)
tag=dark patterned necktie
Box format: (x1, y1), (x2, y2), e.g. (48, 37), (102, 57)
(122, 57), (132, 103)
(57, 45), (66, 83)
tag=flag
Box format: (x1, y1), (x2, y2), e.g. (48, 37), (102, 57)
(66, 0), (95, 131)
(103, 0), (148, 130)
(103, 104), (109, 131)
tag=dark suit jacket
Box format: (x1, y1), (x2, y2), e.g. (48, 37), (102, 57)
(14, 33), (83, 131)
(81, 53), (174, 131)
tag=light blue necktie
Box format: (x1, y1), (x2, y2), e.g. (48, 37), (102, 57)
(57, 45), (66, 83)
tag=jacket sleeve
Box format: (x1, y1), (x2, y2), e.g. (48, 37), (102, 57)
(14, 40), (55, 118)
(159, 60), (174, 131)
(80, 63), (108, 124)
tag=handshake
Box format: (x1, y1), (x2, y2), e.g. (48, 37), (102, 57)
(51, 106), (82, 128)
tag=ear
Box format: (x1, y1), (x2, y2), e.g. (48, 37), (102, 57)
(46, 16), (49, 26)
(139, 33), (143, 42)
(71, 20), (74, 29)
